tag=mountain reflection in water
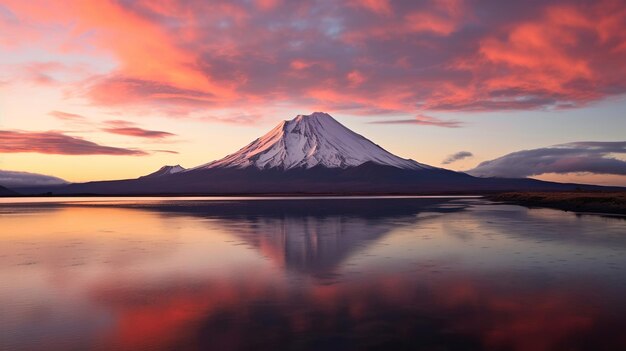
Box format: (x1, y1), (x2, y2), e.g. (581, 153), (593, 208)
(1, 197), (625, 351)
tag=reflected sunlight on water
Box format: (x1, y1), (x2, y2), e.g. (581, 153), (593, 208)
(1, 197), (625, 350)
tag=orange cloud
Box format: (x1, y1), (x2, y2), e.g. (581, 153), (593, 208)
(1, 0), (625, 119)
(351, 0), (392, 15)
(4, 0), (239, 104)
(427, 0), (626, 111)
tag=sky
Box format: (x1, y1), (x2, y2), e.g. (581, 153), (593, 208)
(1, 0), (625, 186)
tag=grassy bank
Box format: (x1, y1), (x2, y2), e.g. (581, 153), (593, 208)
(488, 192), (626, 215)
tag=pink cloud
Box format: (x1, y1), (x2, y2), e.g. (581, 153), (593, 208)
(0, 130), (148, 155)
(254, 0), (281, 11)
(100, 120), (176, 139)
(49, 110), (86, 121)
(404, 11), (457, 35)
(351, 0), (392, 15)
(1, 0), (625, 121)
(347, 70), (366, 86)
(102, 127), (175, 139)
(370, 114), (462, 128)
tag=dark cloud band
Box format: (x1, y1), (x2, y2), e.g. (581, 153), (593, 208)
(468, 141), (626, 178)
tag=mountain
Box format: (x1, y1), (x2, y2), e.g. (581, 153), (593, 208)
(142, 165), (186, 178)
(194, 112), (430, 170)
(0, 185), (19, 196)
(20, 112), (620, 195)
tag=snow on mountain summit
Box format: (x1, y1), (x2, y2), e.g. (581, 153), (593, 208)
(195, 112), (433, 170)
(143, 164), (186, 177)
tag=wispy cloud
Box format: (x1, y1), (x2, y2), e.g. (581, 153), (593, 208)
(101, 120), (176, 139)
(370, 114), (462, 128)
(152, 149), (179, 154)
(468, 141), (626, 178)
(49, 110), (86, 121)
(442, 151), (473, 165)
(0, 130), (148, 156)
(199, 113), (264, 125)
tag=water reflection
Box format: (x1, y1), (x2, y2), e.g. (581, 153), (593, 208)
(1, 197), (625, 351)
(78, 198), (469, 276)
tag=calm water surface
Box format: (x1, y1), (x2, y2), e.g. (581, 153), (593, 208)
(1, 197), (625, 351)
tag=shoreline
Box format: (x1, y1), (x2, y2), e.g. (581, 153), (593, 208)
(3, 191), (626, 216)
(487, 192), (626, 215)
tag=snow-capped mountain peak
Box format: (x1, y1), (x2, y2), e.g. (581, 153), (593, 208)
(143, 164), (186, 178)
(193, 112), (433, 171)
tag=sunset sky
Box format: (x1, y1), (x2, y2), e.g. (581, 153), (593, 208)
(1, 0), (625, 185)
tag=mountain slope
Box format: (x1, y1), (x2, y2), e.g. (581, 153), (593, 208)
(142, 165), (186, 178)
(193, 112), (431, 170)
(44, 161), (615, 195)
(0, 185), (18, 196)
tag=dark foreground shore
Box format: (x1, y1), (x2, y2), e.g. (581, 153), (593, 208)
(489, 192), (626, 215)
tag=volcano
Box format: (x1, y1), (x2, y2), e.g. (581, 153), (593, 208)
(195, 112), (430, 170)
(27, 112), (610, 195)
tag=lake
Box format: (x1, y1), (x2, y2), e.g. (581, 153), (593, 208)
(1, 197), (625, 350)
